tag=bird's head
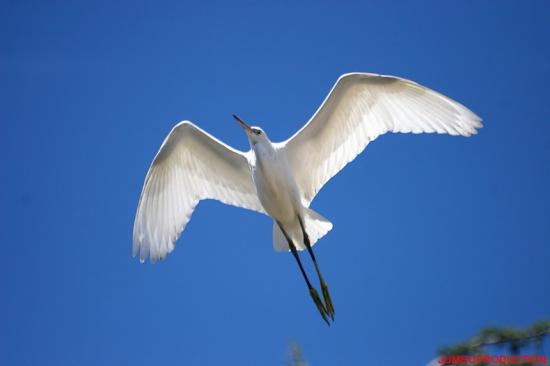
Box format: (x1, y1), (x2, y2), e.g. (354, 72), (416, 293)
(233, 114), (270, 147)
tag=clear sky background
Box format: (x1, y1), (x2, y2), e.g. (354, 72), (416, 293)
(1, 1), (549, 365)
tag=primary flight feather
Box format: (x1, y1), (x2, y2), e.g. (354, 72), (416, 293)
(133, 72), (482, 324)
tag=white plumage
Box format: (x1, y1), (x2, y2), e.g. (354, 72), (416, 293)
(133, 72), (482, 263)
(285, 73), (481, 205)
(132, 123), (265, 263)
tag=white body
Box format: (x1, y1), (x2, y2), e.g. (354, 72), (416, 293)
(133, 73), (482, 262)
(249, 142), (299, 221)
(248, 139), (332, 252)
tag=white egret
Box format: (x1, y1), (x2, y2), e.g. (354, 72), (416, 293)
(133, 72), (482, 324)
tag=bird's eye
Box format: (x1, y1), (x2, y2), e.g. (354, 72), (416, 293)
(253, 129), (262, 135)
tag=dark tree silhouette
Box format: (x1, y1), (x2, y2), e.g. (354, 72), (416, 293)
(437, 320), (550, 365)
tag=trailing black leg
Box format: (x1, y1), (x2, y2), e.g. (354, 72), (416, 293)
(277, 221), (329, 325)
(297, 215), (335, 320)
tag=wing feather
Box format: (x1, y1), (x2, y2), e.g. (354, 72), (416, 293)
(283, 73), (482, 205)
(133, 121), (264, 262)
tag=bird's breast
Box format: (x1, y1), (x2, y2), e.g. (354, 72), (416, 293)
(252, 152), (300, 221)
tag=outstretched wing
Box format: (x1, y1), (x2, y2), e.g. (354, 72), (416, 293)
(283, 73), (482, 205)
(133, 121), (264, 262)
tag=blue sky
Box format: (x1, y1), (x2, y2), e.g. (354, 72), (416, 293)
(1, 0), (549, 365)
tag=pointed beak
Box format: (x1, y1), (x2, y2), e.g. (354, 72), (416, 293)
(233, 114), (253, 134)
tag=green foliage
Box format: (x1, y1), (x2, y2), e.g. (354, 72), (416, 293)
(438, 320), (550, 365)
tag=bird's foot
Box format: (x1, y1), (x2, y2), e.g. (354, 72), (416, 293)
(309, 288), (330, 325)
(321, 280), (335, 320)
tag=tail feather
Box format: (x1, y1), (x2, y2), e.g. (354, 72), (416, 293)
(273, 207), (333, 252)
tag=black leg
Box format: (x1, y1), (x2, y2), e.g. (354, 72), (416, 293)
(277, 221), (330, 325)
(297, 215), (335, 320)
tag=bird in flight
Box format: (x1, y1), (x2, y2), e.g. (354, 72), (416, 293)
(133, 72), (482, 324)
